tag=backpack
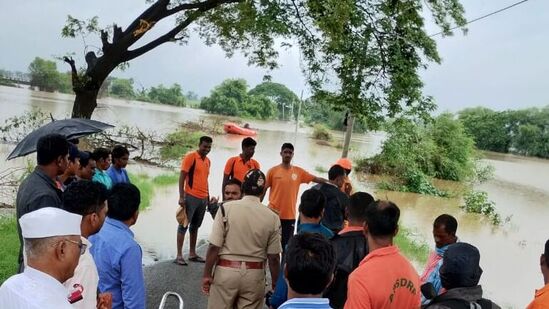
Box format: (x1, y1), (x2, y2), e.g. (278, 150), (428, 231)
(428, 298), (494, 309)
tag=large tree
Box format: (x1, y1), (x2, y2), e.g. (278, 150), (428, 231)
(248, 82), (300, 120)
(62, 0), (465, 119)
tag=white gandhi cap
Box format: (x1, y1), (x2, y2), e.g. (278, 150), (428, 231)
(20, 207), (82, 238)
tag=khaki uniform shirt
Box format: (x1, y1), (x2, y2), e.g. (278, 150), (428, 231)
(209, 195), (282, 262)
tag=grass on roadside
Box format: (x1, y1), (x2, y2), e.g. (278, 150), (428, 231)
(129, 172), (179, 210)
(152, 173), (179, 186)
(395, 226), (430, 265)
(0, 216), (19, 284)
(129, 173), (154, 210)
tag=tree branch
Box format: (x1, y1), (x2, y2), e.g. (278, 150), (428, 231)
(123, 13), (200, 62)
(122, 0), (170, 38)
(290, 0), (315, 38)
(124, 0), (241, 62)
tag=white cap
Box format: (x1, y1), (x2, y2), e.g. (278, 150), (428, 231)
(20, 207), (82, 238)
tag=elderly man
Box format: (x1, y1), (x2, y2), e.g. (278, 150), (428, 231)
(202, 169), (282, 309)
(0, 207), (83, 308)
(16, 133), (69, 272)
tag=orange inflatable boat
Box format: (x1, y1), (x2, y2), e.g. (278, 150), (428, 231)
(223, 122), (257, 136)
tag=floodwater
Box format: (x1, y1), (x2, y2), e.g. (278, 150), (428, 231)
(1, 86), (547, 308)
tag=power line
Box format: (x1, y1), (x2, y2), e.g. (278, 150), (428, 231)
(430, 0), (531, 37)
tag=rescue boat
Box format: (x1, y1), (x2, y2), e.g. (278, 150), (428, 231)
(223, 122), (257, 136)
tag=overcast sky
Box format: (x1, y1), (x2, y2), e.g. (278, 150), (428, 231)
(0, 0), (546, 112)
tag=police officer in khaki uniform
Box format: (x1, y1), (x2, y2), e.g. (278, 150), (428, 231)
(202, 169), (282, 309)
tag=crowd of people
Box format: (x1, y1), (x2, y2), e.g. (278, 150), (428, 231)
(0, 133), (548, 309)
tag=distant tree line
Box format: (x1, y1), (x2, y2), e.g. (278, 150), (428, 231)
(0, 57), (198, 107)
(458, 107), (549, 158)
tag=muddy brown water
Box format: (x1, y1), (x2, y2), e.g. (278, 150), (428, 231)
(1, 86), (547, 308)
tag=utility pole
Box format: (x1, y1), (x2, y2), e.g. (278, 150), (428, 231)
(294, 93), (303, 145)
(341, 113), (354, 158)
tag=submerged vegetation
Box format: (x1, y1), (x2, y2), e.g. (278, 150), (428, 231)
(356, 114), (504, 225)
(461, 190), (504, 226)
(128, 172), (179, 210)
(311, 124), (333, 141)
(395, 226), (430, 265)
(357, 114), (480, 193)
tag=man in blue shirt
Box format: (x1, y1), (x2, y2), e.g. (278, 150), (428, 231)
(107, 145), (130, 184)
(92, 148), (113, 190)
(90, 183), (145, 309)
(278, 233), (336, 309)
(269, 189), (334, 308)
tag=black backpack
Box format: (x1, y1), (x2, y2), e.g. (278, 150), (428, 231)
(427, 298), (494, 309)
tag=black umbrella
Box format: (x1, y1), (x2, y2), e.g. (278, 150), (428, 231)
(7, 118), (114, 160)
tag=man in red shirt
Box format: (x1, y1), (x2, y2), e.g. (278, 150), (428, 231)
(264, 143), (326, 250)
(345, 200), (420, 309)
(175, 136), (212, 265)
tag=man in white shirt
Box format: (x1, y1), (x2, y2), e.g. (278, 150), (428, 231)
(62, 180), (112, 309)
(0, 207), (83, 309)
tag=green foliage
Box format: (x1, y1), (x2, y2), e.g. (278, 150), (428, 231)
(200, 79), (247, 116)
(395, 226), (430, 265)
(61, 15), (100, 38)
(248, 82), (300, 120)
(160, 130), (205, 161)
(109, 78), (135, 98)
(459, 106), (549, 158)
(152, 174), (179, 186)
(28, 57), (64, 92)
(359, 114), (480, 196)
(311, 124), (333, 141)
(62, 0), (465, 121)
(200, 79), (278, 120)
(377, 171), (449, 197)
(0, 109), (49, 143)
(458, 107), (512, 153)
(461, 190), (502, 225)
(302, 97), (369, 133)
(241, 95), (277, 119)
(147, 84), (187, 107)
(0, 216), (19, 284)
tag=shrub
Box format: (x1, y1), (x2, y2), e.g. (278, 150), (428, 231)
(461, 190), (501, 225)
(357, 115), (485, 197)
(312, 124), (333, 141)
(160, 130), (204, 161)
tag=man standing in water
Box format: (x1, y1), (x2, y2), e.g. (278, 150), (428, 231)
(222, 137), (260, 194)
(421, 214), (459, 303)
(264, 142), (326, 250)
(176, 136), (212, 265)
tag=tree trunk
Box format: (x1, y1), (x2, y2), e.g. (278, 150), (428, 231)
(71, 88), (99, 119)
(341, 113), (354, 158)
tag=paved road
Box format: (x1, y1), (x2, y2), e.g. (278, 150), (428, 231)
(144, 243), (272, 309)
(145, 258), (208, 309)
